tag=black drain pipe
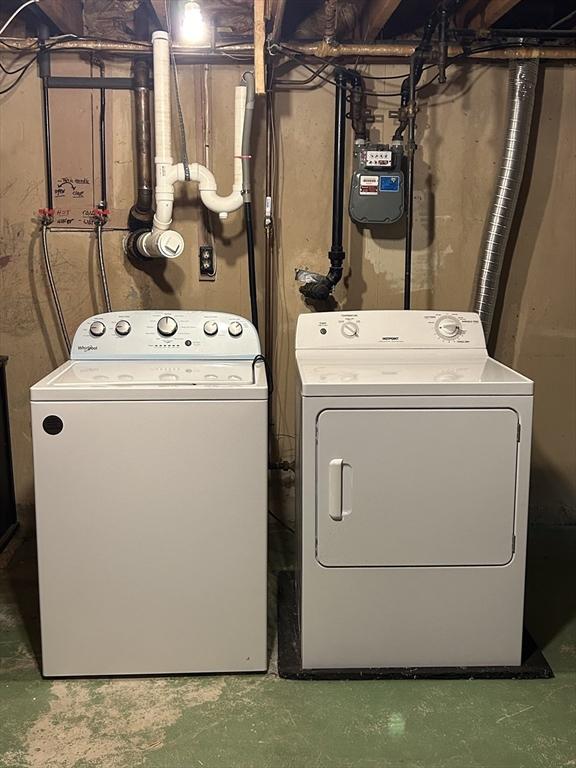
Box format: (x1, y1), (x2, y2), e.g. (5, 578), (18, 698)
(299, 70), (351, 301)
(128, 58), (154, 231)
(128, 6), (154, 236)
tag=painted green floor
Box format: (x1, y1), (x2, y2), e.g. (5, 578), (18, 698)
(0, 524), (575, 768)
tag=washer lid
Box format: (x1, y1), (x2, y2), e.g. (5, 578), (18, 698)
(296, 351), (533, 396)
(31, 360), (267, 401)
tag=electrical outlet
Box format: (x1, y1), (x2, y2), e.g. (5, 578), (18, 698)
(199, 245), (216, 280)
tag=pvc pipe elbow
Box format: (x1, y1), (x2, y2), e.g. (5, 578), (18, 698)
(178, 163), (243, 214)
(179, 163), (216, 191)
(199, 189), (243, 214)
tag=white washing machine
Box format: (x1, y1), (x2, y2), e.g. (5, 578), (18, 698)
(295, 310), (533, 670)
(31, 310), (267, 677)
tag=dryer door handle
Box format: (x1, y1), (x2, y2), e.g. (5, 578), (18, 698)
(328, 458), (344, 521)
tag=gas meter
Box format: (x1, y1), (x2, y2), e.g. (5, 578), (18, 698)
(349, 141), (404, 225)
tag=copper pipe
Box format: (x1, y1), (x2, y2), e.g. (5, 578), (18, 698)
(286, 41), (576, 59)
(0, 37), (252, 59)
(1, 37), (574, 60)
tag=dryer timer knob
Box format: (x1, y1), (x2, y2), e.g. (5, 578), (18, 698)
(341, 321), (359, 338)
(436, 316), (462, 339)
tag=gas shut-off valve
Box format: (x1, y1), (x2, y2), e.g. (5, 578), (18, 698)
(349, 141), (405, 225)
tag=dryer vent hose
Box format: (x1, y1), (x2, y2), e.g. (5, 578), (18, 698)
(473, 59), (539, 339)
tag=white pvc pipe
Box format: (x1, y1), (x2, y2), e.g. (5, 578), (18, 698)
(143, 32), (246, 258)
(199, 86), (245, 217)
(151, 31), (175, 235)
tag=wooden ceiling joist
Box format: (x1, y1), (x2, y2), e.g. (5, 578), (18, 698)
(362, 0), (403, 41)
(254, 0), (266, 94)
(38, 0), (83, 36)
(456, 0), (523, 30)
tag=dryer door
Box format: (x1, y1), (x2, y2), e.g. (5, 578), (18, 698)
(316, 408), (519, 567)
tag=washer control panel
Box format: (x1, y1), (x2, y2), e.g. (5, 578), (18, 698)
(72, 311), (261, 360)
(296, 311), (486, 350)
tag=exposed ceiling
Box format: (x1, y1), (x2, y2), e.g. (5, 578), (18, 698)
(1, 0), (575, 43)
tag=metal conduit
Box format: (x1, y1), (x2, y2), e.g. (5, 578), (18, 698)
(473, 58), (539, 338)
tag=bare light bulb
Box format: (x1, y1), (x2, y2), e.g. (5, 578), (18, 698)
(182, 1), (208, 44)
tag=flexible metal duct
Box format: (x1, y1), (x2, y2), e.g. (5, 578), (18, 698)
(473, 59), (539, 338)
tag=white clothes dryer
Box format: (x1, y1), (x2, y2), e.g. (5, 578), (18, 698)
(295, 310), (533, 670)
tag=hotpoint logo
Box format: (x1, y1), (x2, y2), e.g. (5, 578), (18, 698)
(381, 336), (399, 341)
(78, 344), (98, 352)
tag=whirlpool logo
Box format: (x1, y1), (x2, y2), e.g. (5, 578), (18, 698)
(78, 344), (98, 352)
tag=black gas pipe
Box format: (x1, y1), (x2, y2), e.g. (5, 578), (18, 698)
(299, 69), (361, 301)
(393, 0), (465, 309)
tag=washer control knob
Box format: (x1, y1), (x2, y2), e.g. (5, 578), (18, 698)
(157, 316), (178, 337)
(89, 321), (106, 337)
(115, 320), (131, 336)
(436, 316), (462, 339)
(203, 320), (219, 336)
(228, 321), (243, 338)
(341, 321), (359, 338)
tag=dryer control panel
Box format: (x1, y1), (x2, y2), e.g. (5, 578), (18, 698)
(295, 310), (486, 350)
(71, 311), (261, 360)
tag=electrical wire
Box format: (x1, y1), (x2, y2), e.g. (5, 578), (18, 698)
(353, 66), (434, 80)
(252, 354), (273, 393)
(0, 56), (29, 74)
(549, 9), (576, 29)
(0, 33), (76, 50)
(274, 60), (330, 87)
(271, 41), (537, 100)
(40, 224), (71, 353)
(276, 51), (439, 97)
(0, 57), (33, 93)
(0, 0), (39, 37)
(0, 37), (38, 50)
(267, 509), (295, 534)
(96, 224), (112, 312)
(0, 37), (77, 95)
